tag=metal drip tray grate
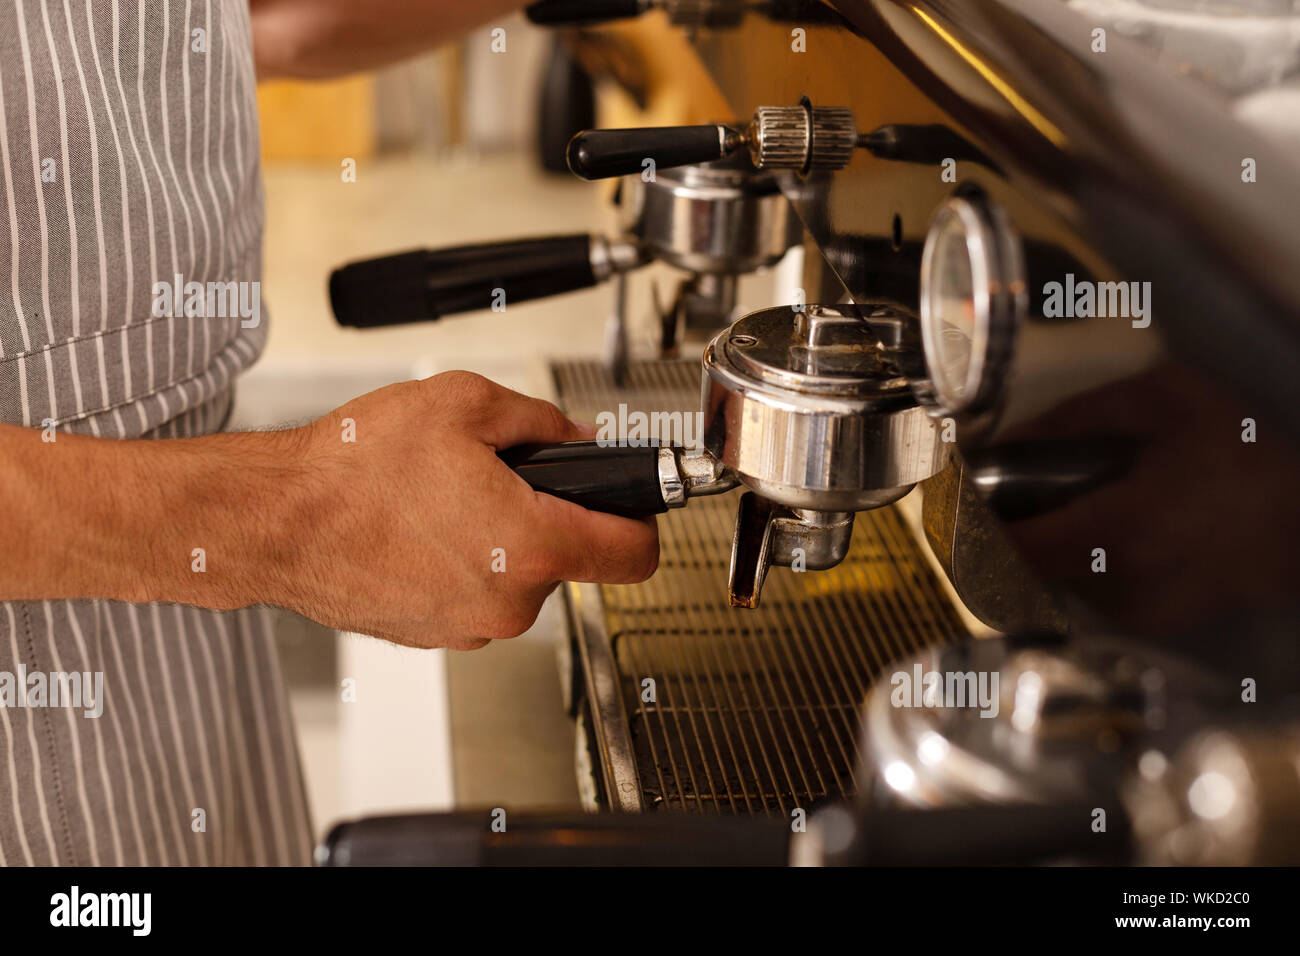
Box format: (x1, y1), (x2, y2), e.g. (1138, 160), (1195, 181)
(553, 358), (967, 816)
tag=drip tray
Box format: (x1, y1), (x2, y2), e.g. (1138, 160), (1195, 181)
(553, 358), (967, 816)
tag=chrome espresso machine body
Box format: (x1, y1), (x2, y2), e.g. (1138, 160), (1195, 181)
(321, 0), (1300, 866)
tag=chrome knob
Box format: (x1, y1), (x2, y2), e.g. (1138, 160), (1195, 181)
(747, 104), (857, 172)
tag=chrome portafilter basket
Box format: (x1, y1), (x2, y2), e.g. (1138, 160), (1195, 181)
(618, 155), (800, 346)
(501, 303), (950, 606)
(702, 304), (948, 604)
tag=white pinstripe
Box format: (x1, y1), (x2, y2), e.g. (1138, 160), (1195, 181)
(133, 0), (183, 400)
(0, 706), (31, 864)
(14, 1), (62, 424)
(39, 602), (100, 865)
(106, 1), (162, 400)
(146, 602), (209, 866)
(36, 4), (82, 343)
(222, 5), (257, 288)
(125, 603), (191, 865)
(240, 622), (291, 864)
(39, 6), (101, 437)
(198, 0), (220, 372)
(90, 611), (148, 865)
(168, 603), (221, 862)
(211, 611), (268, 865)
(63, 606), (126, 865)
(0, 69), (34, 418)
(0, 608), (34, 865)
(263, 610), (313, 860)
(103, 607), (171, 865)
(61, 0), (115, 430)
(83, 3), (137, 431)
(156, 0), (196, 389)
(4, 576), (58, 865)
(189, 608), (234, 865)
(181, 0), (213, 386)
(154, 381), (171, 431)
(211, 4), (234, 280)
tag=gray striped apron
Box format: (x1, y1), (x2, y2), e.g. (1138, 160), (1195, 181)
(0, 0), (311, 865)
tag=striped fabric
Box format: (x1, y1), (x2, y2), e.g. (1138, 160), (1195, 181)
(0, 1), (312, 864)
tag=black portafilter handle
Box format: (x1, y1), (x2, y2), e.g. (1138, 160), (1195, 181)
(329, 234), (598, 329)
(566, 125), (738, 181)
(320, 810), (790, 866)
(317, 800), (1125, 866)
(526, 0), (645, 26)
(499, 441), (668, 519)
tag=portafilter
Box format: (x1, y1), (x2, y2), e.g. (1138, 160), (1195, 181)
(326, 102), (860, 340)
(502, 304), (949, 606)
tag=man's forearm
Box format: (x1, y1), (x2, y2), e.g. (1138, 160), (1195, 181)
(1, 373), (660, 649)
(1, 424), (305, 610)
(250, 0), (527, 80)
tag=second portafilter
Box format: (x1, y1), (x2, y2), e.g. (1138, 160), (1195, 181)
(502, 304), (949, 606)
(327, 104), (859, 362)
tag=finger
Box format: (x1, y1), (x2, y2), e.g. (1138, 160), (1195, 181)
(452, 375), (587, 450)
(567, 418), (599, 440)
(532, 493), (660, 585)
(448, 636), (492, 652)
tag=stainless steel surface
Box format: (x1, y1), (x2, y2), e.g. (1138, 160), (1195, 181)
(860, 636), (1223, 809)
(620, 158), (800, 276)
(588, 234), (647, 283)
(676, 272), (739, 334)
(569, 580), (645, 812)
(703, 304), (949, 511)
(658, 447), (688, 508)
(1125, 725), (1300, 866)
(727, 493), (855, 608)
(920, 456), (1066, 634)
(554, 357), (969, 814)
(658, 446), (738, 508)
(602, 272), (631, 384)
(918, 194), (1025, 414)
(1066, 0), (1300, 100)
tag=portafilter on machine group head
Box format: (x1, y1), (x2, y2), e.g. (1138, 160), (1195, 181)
(326, 102), (859, 365)
(502, 303), (949, 606)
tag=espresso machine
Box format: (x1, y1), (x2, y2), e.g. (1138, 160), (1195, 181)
(320, 0), (1300, 866)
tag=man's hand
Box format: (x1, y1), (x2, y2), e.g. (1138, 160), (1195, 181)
(0, 372), (659, 651)
(277, 372), (659, 649)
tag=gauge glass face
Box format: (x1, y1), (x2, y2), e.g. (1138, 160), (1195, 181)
(922, 202), (987, 409)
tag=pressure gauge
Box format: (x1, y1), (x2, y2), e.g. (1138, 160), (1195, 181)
(919, 194), (1023, 413)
